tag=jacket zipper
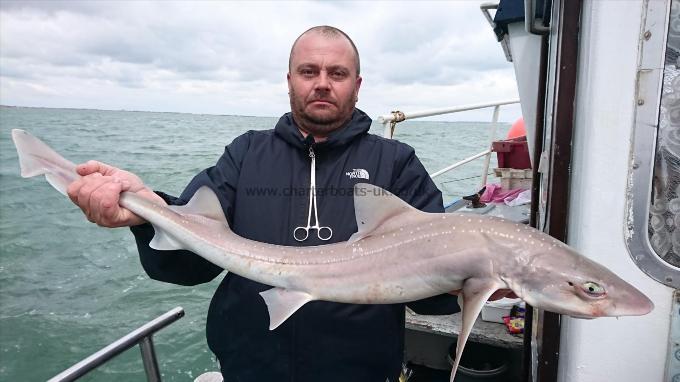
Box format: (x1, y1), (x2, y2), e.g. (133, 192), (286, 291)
(308, 145), (316, 192)
(290, 145), (315, 381)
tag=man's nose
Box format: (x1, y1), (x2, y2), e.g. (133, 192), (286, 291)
(314, 71), (330, 90)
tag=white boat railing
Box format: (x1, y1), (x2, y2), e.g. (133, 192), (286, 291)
(377, 99), (520, 188)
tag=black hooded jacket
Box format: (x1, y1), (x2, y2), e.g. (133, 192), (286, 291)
(130, 109), (459, 382)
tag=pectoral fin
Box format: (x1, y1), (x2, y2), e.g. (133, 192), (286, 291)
(259, 288), (313, 330)
(449, 279), (501, 382)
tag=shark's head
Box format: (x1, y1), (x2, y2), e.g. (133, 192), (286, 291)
(511, 243), (654, 318)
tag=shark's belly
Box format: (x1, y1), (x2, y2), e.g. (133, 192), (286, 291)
(275, 248), (470, 304)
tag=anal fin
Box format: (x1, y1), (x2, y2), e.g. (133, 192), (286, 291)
(259, 287), (313, 330)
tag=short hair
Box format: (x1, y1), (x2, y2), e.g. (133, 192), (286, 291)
(289, 25), (361, 76)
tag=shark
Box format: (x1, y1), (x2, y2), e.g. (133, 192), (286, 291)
(11, 129), (654, 382)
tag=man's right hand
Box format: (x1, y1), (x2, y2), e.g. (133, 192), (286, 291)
(66, 160), (166, 228)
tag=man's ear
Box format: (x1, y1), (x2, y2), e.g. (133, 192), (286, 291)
(355, 75), (362, 95)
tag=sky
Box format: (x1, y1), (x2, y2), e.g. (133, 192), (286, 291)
(0, 0), (521, 122)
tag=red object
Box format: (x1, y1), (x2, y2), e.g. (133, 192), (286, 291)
(503, 316), (524, 334)
(492, 137), (531, 169)
(507, 117), (526, 139)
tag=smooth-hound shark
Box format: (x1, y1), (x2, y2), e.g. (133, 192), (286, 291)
(11, 129), (653, 382)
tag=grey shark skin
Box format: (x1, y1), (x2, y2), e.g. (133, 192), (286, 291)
(11, 129), (654, 382)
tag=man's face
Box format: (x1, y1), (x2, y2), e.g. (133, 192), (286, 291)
(287, 32), (362, 137)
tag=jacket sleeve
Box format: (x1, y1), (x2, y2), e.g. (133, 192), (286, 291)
(129, 132), (252, 286)
(391, 143), (461, 315)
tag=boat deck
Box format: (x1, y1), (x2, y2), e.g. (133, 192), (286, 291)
(405, 311), (523, 380)
(406, 310), (523, 349)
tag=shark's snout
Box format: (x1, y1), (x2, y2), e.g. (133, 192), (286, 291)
(604, 286), (655, 317)
(624, 292), (654, 316)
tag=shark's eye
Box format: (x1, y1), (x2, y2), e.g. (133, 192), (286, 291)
(581, 281), (605, 297)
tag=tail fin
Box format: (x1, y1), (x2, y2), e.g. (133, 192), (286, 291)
(11, 129), (78, 196)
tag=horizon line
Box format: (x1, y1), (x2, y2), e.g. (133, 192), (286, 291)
(0, 104), (509, 124)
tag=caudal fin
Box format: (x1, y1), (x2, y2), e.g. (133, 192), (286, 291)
(11, 129), (78, 196)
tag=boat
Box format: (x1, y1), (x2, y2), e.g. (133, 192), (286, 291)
(44, 0), (678, 381)
(387, 0), (678, 381)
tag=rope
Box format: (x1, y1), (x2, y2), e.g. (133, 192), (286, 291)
(389, 110), (406, 136)
(440, 172), (495, 184)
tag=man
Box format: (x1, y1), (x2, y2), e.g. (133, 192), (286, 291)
(67, 26), (458, 381)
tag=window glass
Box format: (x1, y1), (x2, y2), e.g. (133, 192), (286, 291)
(650, 0), (680, 266)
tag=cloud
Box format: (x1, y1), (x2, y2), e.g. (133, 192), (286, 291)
(0, 0), (520, 121)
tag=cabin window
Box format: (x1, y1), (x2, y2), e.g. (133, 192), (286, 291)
(627, 0), (680, 288)
(650, 1), (680, 268)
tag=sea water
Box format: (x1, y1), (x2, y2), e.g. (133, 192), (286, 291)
(0, 106), (502, 381)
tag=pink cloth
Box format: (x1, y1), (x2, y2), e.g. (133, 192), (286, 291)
(480, 183), (525, 203)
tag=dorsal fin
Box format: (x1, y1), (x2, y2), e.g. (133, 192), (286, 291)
(349, 183), (424, 243)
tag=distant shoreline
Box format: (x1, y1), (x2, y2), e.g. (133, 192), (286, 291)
(0, 104), (274, 119)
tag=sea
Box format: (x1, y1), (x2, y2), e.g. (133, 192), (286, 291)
(0, 106), (504, 381)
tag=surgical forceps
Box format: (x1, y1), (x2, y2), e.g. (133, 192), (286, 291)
(293, 147), (333, 241)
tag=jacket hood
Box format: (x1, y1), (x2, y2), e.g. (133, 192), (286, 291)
(274, 108), (373, 151)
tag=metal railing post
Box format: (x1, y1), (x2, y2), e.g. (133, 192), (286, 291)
(480, 105), (500, 187)
(383, 121), (392, 139)
(48, 307), (184, 382)
(140, 336), (162, 382)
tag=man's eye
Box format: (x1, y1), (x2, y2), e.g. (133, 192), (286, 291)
(300, 69), (316, 77)
(330, 71), (347, 79)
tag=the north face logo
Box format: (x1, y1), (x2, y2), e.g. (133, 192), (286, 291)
(346, 169), (370, 180)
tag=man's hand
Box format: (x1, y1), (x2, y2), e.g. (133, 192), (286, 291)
(449, 289), (519, 301)
(66, 160), (166, 227)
